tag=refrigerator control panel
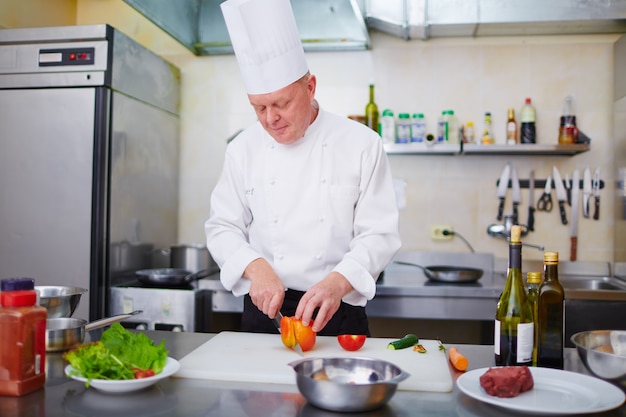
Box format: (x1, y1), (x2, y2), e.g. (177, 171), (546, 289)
(39, 47), (95, 66)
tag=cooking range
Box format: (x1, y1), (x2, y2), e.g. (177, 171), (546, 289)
(109, 278), (212, 332)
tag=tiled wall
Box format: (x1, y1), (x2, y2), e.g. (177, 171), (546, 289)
(73, 1), (625, 263)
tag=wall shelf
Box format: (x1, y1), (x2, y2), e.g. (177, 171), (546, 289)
(384, 142), (590, 156)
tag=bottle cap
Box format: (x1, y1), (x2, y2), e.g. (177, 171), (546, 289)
(527, 271), (542, 284)
(398, 113), (410, 119)
(510, 225), (521, 243)
(525, 97), (532, 104)
(544, 251), (559, 262)
(382, 109), (394, 117)
(1, 277), (35, 292)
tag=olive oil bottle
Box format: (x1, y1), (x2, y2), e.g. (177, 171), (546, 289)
(526, 271), (542, 366)
(537, 251), (564, 369)
(365, 83), (379, 134)
(494, 225), (534, 366)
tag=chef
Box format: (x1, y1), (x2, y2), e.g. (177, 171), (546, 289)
(205, 0), (401, 336)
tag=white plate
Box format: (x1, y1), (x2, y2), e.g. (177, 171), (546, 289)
(65, 357), (180, 393)
(457, 366), (625, 415)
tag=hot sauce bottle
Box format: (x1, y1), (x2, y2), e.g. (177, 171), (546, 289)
(0, 278), (47, 396)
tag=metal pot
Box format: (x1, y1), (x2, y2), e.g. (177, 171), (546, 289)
(170, 244), (217, 273)
(135, 268), (211, 286)
(394, 261), (483, 283)
(45, 310), (142, 352)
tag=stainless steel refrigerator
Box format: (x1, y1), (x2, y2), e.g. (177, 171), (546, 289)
(0, 25), (180, 320)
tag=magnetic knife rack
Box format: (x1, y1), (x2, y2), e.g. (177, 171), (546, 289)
(496, 179), (605, 189)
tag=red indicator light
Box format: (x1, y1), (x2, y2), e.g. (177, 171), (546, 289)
(69, 53), (76, 60)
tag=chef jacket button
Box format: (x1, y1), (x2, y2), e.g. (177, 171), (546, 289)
(273, 217), (278, 223)
(315, 254), (322, 260)
(319, 217), (325, 223)
(270, 179), (275, 185)
(278, 255), (284, 260)
(321, 178), (326, 183)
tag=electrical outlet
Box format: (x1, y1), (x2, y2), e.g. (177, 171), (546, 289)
(431, 225), (454, 241)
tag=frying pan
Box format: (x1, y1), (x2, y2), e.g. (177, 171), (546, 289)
(135, 268), (211, 286)
(394, 261), (483, 283)
(45, 310), (142, 352)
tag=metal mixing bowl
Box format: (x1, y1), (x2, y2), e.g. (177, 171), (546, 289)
(571, 330), (626, 387)
(289, 357), (410, 412)
(36, 286), (87, 318)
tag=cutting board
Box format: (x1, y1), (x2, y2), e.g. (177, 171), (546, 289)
(175, 331), (453, 392)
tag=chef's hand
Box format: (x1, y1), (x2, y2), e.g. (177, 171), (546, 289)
(295, 272), (353, 333)
(243, 258), (285, 319)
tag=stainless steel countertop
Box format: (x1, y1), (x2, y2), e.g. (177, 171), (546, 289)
(5, 330), (624, 417)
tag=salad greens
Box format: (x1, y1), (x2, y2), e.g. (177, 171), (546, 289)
(64, 323), (168, 386)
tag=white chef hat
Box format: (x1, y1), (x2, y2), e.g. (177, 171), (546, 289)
(221, 0), (309, 95)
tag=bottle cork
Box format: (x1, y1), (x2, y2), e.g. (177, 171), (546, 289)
(510, 225), (521, 243)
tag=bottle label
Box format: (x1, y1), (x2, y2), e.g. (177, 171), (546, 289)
(517, 322), (534, 363)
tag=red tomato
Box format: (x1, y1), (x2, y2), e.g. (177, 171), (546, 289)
(280, 316), (316, 352)
(133, 368), (156, 379)
(337, 334), (367, 351)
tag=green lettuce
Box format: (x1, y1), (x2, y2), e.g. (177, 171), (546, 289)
(64, 323), (168, 385)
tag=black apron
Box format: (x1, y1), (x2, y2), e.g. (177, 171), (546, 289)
(241, 289), (370, 336)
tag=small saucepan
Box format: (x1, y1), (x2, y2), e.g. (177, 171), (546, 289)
(394, 261), (483, 283)
(45, 310), (142, 352)
(135, 268), (211, 287)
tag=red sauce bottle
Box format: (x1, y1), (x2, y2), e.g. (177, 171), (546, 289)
(0, 278), (47, 396)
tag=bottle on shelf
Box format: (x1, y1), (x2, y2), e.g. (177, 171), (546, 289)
(537, 251), (565, 369)
(365, 83), (379, 134)
(520, 98), (536, 144)
(380, 109), (396, 144)
(437, 111), (447, 143)
(410, 113), (426, 143)
(506, 108), (518, 145)
(558, 95), (578, 144)
(396, 113), (411, 144)
(526, 271), (543, 366)
(494, 225), (534, 366)
(463, 121), (475, 144)
(0, 277), (47, 396)
(446, 110), (460, 144)
(482, 112), (495, 145)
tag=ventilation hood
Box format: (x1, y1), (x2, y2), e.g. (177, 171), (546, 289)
(124, 0), (626, 56)
(123, 0), (370, 55)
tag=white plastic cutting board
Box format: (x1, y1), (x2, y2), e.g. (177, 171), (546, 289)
(175, 331), (453, 392)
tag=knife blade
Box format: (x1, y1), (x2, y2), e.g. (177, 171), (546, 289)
(511, 167), (521, 224)
(570, 169), (580, 261)
(565, 173), (572, 206)
(496, 163), (511, 221)
(582, 168), (592, 218)
(593, 168), (601, 220)
(272, 312), (304, 356)
(552, 166), (568, 225)
(527, 170), (535, 232)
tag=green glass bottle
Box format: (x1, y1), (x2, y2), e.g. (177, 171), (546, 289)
(526, 271), (542, 366)
(494, 225), (534, 366)
(365, 84), (379, 134)
(537, 251), (564, 369)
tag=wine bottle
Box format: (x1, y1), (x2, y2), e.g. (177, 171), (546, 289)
(506, 108), (518, 145)
(537, 251), (565, 369)
(494, 225), (534, 366)
(365, 84), (379, 134)
(526, 271), (542, 366)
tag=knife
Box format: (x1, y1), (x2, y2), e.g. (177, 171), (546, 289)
(570, 169), (580, 261)
(496, 163), (511, 221)
(582, 168), (592, 218)
(593, 168), (601, 220)
(565, 174), (572, 206)
(552, 166), (568, 225)
(527, 170), (535, 232)
(272, 312), (304, 356)
(511, 166), (521, 224)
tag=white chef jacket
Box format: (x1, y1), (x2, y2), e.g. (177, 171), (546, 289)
(205, 106), (401, 306)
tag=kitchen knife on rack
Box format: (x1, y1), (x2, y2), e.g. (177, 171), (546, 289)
(593, 168), (601, 220)
(272, 312), (304, 356)
(511, 166), (521, 224)
(552, 166), (568, 225)
(528, 170), (535, 231)
(570, 169), (580, 261)
(582, 168), (592, 218)
(496, 163), (511, 221)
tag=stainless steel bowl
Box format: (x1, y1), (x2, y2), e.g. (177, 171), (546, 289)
(571, 330), (626, 387)
(289, 357), (410, 412)
(36, 286), (87, 318)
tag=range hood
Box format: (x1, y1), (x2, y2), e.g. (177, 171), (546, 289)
(124, 0), (626, 56)
(123, 0), (370, 55)
(367, 0), (626, 41)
